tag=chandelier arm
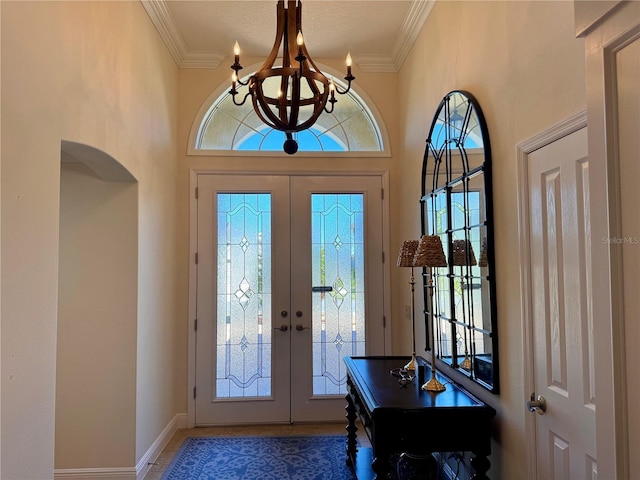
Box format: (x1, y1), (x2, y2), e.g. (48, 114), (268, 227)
(231, 61), (250, 87)
(230, 90), (253, 107)
(324, 98), (337, 114)
(332, 79), (354, 95)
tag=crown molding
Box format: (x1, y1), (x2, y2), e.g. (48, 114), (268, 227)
(394, 0), (436, 70)
(141, 0), (434, 72)
(355, 0), (436, 72)
(352, 54), (398, 73)
(141, 0), (225, 68)
(181, 51), (226, 69)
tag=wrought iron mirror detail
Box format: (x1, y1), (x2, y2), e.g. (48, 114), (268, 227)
(420, 90), (499, 392)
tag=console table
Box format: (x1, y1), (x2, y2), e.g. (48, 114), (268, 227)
(345, 356), (496, 480)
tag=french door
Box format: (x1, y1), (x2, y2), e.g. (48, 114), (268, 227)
(195, 174), (385, 425)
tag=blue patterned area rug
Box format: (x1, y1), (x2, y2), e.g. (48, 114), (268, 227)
(161, 435), (357, 480)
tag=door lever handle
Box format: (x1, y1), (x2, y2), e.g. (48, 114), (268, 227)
(275, 324), (289, 332)
(312, 286), (333, 293)
(527, 393), (547, 415)
(295, 324), (309, 332)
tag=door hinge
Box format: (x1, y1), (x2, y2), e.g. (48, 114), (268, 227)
(383, 315), (386, 328)
(381, 188), (385, 200)
(193, 386), (196, 399)
(382, 251), (385, 263)
(195, 252), (199, 264)
(194, 318), (197, 331)
(195, 187), (199, 199)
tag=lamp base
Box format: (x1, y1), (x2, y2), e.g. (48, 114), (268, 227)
(421, 375), (446, 392)
(404, 353), (417, 371)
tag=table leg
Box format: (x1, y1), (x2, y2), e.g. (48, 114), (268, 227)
(371, 452), (390, 480)
(345, 394), (358, 465)
(470, 451), (491, 480)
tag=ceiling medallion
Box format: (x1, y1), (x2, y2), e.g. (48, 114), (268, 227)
(230, 0), (355, 154)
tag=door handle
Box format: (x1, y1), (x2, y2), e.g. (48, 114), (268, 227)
(312, 286), (333, 293)
(295, 324), (309, 332)
(275, 324), (289, 332)
(527, 393), (547, 415)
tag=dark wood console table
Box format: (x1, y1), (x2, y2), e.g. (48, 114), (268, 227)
(345, 356), (496, 480)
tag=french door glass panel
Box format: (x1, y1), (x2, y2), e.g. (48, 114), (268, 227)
(311, 193), (366, 396)
(216, 193), (272, 399)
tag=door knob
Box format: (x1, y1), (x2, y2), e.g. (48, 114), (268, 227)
(281, 310), (288, 317)
(275, 324), (289, 332)
(295, 324), (309, 332)
(527, 393), (547, 415)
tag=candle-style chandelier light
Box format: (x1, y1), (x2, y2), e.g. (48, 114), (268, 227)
(230, 0), (355, 155)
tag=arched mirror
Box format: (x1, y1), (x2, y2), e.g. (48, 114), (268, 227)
(420, 90), (499, 392)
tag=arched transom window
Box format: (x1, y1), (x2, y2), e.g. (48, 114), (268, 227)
(191, 72), (388, 155)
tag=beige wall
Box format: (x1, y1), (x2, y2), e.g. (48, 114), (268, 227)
(396, 1), (586, 478)
(57, 162), (138, 468)
(1, 1), (179, 478)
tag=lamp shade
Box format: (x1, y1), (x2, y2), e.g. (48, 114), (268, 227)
(397, 240), (420, 267)
(452, 239), (477, 266)
(478, 236), (488, 268)
(413, 235), (447, 267)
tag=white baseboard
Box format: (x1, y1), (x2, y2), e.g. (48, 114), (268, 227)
(136, 413), (187, 480)
(54, 467), (136, 480)
(54, 413), (187, 480)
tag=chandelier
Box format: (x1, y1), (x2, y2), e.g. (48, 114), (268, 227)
(230, 0), (355, 154)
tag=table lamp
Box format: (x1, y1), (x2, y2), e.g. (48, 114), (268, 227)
(414, 234), (448, 392)
(396, 239), (420, 371)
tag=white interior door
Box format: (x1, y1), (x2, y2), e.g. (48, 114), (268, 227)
(195, 174), (385, 425)
(527, 127), (597, 478)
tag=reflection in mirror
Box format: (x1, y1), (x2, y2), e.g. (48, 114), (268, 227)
(420, 90), (499, 392)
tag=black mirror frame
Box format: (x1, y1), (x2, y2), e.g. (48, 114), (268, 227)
(419, 90), (499, 393)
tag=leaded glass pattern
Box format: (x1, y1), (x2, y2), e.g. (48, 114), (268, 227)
(311, 194), (366, 395)
(195, 75), (384, 153)
(216, 193), (272, 398)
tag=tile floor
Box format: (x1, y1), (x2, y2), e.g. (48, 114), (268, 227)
(144, 422), (367, 479)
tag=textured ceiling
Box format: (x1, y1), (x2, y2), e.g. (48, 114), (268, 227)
(142, 0), (435, 72)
